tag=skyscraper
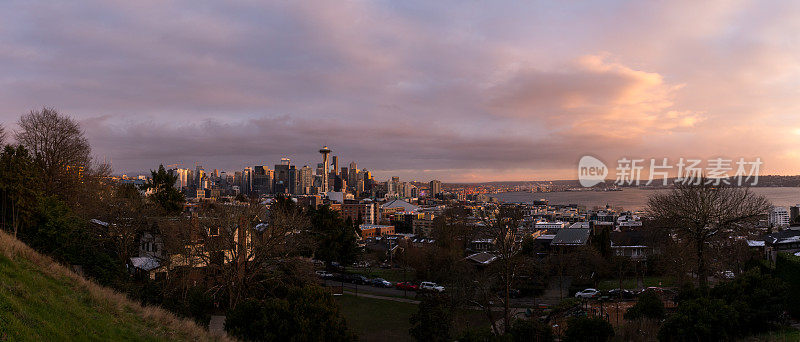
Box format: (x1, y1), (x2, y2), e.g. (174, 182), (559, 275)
(173, 168), (190, 189)
(299, 165), (313, 194)
(274, 158), (292, 194)
(241, 167), (253, 194)
(253, 165), (273, 195)
(319, 147), (331, 192)
(429, 180), (442, 197)
(348, 161), (358, 186)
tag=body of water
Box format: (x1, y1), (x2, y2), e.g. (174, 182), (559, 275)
(492, 187), (800, 211)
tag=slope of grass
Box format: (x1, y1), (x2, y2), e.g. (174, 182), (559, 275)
(0, 230), (229, 342)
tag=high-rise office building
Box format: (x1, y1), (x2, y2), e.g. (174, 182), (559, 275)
(195, 165), (205, 189)
(241, 167), (253, 194)
(429, 180), (442, 197)
(319, 148), (331, 192)
(253, 165), (273, 195)
(348, 161), (358, 186)
(791, 205), (800, 224)
(172, 168), (190, 189)
(234, 171), (242, 189)
(274, 158), (292, 194)
(299, 165), (313, 195)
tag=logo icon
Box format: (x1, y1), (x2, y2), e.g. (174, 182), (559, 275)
(578, 156), (607, 187)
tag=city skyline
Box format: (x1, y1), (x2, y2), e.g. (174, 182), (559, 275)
(2, 1), (800, 182)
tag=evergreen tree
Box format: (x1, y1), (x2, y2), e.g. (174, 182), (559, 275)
(0, 145), (41, 238)
(141, 164), (184, 214)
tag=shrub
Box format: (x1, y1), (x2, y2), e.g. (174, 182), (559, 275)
(658, 297), (737, 341)
(509, 319), (553, 342)
(624, 290), (665, 321)
(563, 316), (614, 342)
(224, 286), (354, 342)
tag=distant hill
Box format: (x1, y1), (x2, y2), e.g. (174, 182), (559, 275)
(0, 230), (229, 342)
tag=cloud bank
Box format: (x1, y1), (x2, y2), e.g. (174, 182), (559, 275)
(0, 0), (798, 181)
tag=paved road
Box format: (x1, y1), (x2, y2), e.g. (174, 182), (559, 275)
(339, 289), (421, 304)
(322, 279), (563, 308)
(324, 279), (419, 299)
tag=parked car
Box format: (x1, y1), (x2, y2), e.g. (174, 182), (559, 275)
(395, 281), (419, 291)
(371, 278), (393, 288)
(315, 271), (334, 279)
(639, 286), (668, 295)
(351, 275), (370, 285)
(606, 288), (636, 299)
(574, 288), (600, 299)
(420, 281), (445, 292)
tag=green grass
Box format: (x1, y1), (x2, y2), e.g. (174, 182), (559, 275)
(746, 329), (800, 341)
(0, 231), (223, 342)
(598, 276), (675, 291)
(335, 294), (418, 342)
(335, 294), (490, 342)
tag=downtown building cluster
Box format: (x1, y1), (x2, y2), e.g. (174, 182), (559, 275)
(169, 147), (384, 199)
(154, 146), (451, 237)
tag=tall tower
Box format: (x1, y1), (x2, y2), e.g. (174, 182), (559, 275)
(319, 146), (331, 192)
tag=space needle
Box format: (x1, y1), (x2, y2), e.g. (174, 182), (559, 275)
(319, 146), (331, 192)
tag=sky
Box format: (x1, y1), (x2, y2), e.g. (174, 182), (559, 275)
(1, 0), (799, 182)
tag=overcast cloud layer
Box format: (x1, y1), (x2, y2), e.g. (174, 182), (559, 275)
(1, 1), (798, 182)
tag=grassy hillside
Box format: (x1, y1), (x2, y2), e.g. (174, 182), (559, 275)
(0, 230), (230, 342)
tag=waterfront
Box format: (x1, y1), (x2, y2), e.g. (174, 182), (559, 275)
(493, 187), (800, 211)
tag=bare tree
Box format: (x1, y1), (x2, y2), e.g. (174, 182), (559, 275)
(0, 123), (6, 145)
(92, 183), (154, 264)
(15, 107), (92, 198)
(164, 198), (311, 308)
(468, 204), (525, 334)
(646, 180), (770, 288)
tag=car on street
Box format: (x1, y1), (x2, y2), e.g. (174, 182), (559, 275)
(420, 281), (445, 292)
(574, 288), (600, 299)
(395, 281), (419, 291)
(606, 288), (636, 299)
(371, 278), (393, 288)
(351, 275), (370, 285)
(315, 271), (334, 279)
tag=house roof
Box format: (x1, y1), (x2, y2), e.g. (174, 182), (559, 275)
(254, 222), (269, 232)
(466, 252), (498, 265)
(381, 199), (420, 211)
(90, 219), (109, 227)
(764, 228), (800, 245)
(130, 257), (161, 271)
(551, 228), (591, 245)
(360, 224), (394, 231)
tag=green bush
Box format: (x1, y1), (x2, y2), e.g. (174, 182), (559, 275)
(658, 297), (737, 341)
(710, 269), (788, 335)
(624, 290), (665, 321)
(224, 286), (354, 342)
(659, 269), (788, 341)
(775, 252), (800, 317)
(409, 294), (452, 342)
(509, 319), (553, 342)
(563, 316), (614, 342)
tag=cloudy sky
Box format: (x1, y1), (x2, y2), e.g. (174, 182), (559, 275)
(1, 1), (798, 182)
